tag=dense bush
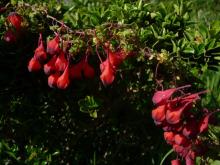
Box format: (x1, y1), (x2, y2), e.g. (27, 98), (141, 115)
(0, 0), (220, 164)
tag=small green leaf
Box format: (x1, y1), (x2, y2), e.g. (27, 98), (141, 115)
(89, 110), (97, 118)
(214, 56), (220, 60)
(183, 47), (195, 54)
(5, 151), (18, 160)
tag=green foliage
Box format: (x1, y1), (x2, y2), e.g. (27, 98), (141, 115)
(0, 0), (220, 164)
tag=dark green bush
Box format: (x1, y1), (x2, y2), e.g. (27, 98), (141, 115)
(0, 0), (220, 164)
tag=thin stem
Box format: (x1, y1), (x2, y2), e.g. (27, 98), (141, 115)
(96, 45), (103, 63)
(46, 15), (85, 35)
(159, 149), (173, 165)
(93, 30), (103, 63)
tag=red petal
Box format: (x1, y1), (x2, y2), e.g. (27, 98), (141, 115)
(162, 122), (183, 132)
(164, 131), (175, 144)
(185, 154), (195, 165)
(46, 36), (60, 55)
(104, 48), (126, 67)
(109, 50), (124, 67)
(198, 110), (220, 134)
(48, 73), (59, 88)
(152, 85), (191, 106)
(28, 57), (41, 72)
(7, 12), (22, 30)
(55, 51), (68, 72)
(173, 144), (189, 158)
(34, 44), (47, 62)
(3, 30), (16, 43)
(171, 159), (182, 165)
(44, 56), (57, 75)
(100, 59), (116, 86)
(83, 62), (95, 79)
(69, 61), (84, 80)
(151, 105), (166, 123)
(57, 66), (70, 89)
(166, 102), (192, 124)
(34, 34), (47, 62)
(182, 119), (198, 138)
(174, 134), (189, 146)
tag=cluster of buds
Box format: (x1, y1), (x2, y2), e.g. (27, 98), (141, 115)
(100, 44), (128, 86)
(3, 12), (22, 43)
(151, 85), (215, 165)
(27, 33), (132, 89)
(28, 33), (95, 89)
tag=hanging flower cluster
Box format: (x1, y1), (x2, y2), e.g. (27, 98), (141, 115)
(3, 12), (22, 43)
(100, 44), (128, 86)
(28, 33), (97, 89)
(27, 32), (132, 89)
(151, 85), (215, 165)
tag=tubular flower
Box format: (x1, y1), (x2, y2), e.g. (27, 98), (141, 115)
(151, 104), (166, 125)
(152, 85), (191, 106)
(57, 65), (70, 89)
(100, 59), (116, 86)
(7, 12), (22, 30)
(151, 86), (212, 165)
(3, 30), (16, 43)
(34, 33), (47, 62)
(44, 56), (57, 75)
(171, 159), (182, 165)
(48, 73), (60, 88)
(69, 56), (95, 80)
(55, 51), (68, 72)
(46, 35), (60, 55)
(28, 57), (42, 72)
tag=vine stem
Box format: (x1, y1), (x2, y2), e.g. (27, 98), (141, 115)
(159, 149), (173, 165)
(46, 15), (85, 35)
(21, 2), (85, 35)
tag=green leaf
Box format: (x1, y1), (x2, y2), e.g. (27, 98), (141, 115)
(183, 47), (195, 54)
(214, 56), (220, 60)
(137, 0), (143, 10)
(5, 151), (18, 161)
(89, 110), (97, 118)
(78, 96), (102, 115)
(208, 39), (216, 50)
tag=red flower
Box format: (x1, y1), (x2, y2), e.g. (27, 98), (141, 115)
(69, 57), (95, 79)
(55, 51), (68, 72)
(57, 65), (70, 89)
(46, 35), (60, 55)
(185, 154), (195, 165)
(83, 62), (95, 79)
(162, 122), (183, 132)
(69, 62), (83, 80)
(109, 49), (126, 67)
(171, 159), (182, 165)
(104, 47), (126, 68)
(198, 112), (213, 134)
(152, 85), (191, 106)
(172, 144), (189, 158)
(7, 12), (22, 30)
(174, 134), (189, 146)
(151, 105), (166, 124)
(28, 57), (42, 72)
(44, 56), (57, 75)
(34, 33), (47, 62)
(100, 59), (116, 86)
(182, 119), (198, 138)
(164, 131), (175, 145)
(198, 110), (220, 134)
(3, 30), (16, 43)
(48, 73), (60, 88)
(166, 102), (192, 124)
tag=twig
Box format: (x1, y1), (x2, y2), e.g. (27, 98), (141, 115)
(46, 15), (85, 35)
